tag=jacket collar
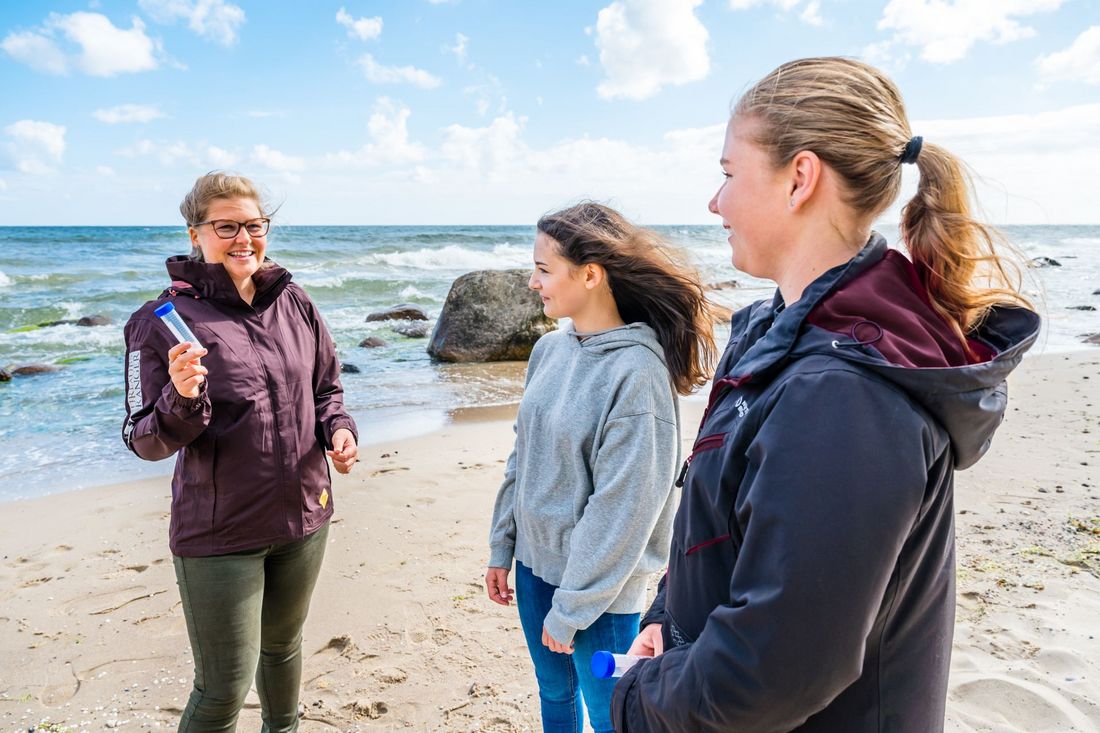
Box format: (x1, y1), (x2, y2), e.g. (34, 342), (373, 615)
(727, 233), (890, 382)
(164, 255), (292, 309)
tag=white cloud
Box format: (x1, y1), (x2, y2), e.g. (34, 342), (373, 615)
(93, 104), (166, 124)
(1036, 26), (1100, 85)
(447, 32), (469, 64)
(874, 0), (1065, 64)
(1, 12), (159, 76)
(252, 144), (305, 183)
(139, 0), (245, 46)
(118, 139), (240, 168)
(4, 120), (67, 174)
(336, 8), (382, 41)
(0, 178), (7, 191)
(577, 54), (591, 66)
(729, 0), (823, 26)
(358, 53), (441, 88)
(325, 98), (428, 167)
(0, 31), (68, 74)
(247, 110), (285, 118)
(96, 165), (116, 176)
(595, 0), (710, 101)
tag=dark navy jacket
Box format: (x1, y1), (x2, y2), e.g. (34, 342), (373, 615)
(612, 235), (1039, 732)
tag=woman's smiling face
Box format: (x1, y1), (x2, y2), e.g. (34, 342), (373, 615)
(190, 197), (268, 284)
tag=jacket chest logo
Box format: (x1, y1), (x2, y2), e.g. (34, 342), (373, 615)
(734, 395), (749, 419)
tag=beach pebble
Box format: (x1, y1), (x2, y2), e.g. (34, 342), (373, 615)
(359, 336), (388, 348)
(1028, 256), (1062, 268)
(707, 279), (740, 290)
(340, 363), (361, 374)
(365, 304), (429, 322)
(393, 322), (430, 338)
(11, 364), (62, 376)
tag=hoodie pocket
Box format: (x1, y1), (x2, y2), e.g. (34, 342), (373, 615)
(672, 432), (734, 556)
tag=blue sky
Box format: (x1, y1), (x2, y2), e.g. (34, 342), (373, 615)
(1, 0), (1098, 225)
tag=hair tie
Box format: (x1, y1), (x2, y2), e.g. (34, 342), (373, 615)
(899, 136), (923, 165)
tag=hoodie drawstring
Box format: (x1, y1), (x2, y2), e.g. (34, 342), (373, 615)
(831, 320), (884, 350)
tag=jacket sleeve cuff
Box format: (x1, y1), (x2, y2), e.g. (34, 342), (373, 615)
(488, 544), (514, 569)
(543, 607), (577, 646)
(167, 380), (209, 415)
(326, 416), (357, 447)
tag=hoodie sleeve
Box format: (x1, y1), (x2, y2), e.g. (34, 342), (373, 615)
(488, 423), (520, 569)
(488, 334), (552, 569)
(299, 289), (357, 448)
(542, 373), (678, 645)
(613, 367), (934, 732)
(122, 314), (211, 460)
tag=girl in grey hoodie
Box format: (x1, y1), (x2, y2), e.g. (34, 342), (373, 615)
(486, 203), (717, 733)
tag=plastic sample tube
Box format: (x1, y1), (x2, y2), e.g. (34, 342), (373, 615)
(154, 301), (203, 351)
(591, 651), (643, 679)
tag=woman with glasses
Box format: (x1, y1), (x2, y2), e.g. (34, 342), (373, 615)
(122, 171), (358, 733)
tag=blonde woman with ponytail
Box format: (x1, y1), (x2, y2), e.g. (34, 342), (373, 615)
(612, 58), (1039, 733)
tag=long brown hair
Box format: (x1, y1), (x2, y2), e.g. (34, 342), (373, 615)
(735, 57), (1031, 349)
(537, 202), (717, 395)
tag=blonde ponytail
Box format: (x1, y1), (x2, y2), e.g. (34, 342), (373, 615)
(900, 143), (1032, 346)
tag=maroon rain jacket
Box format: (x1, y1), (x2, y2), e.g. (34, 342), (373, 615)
(122, 256), (357, 557)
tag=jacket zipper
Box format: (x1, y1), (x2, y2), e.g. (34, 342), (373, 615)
(675, 433), (727, 488)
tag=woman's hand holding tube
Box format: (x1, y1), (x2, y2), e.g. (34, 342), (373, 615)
(167, 342), (208, 399)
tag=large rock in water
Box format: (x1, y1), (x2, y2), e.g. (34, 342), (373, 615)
(428, 270), (556, 362)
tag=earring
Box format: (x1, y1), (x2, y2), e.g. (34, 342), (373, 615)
(789, 198), (795, 208)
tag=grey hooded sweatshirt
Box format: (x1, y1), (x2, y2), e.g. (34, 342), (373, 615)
(488, 322), (680, 645)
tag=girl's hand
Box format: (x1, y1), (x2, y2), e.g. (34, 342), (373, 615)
(167, 342), (208, 399)
(327, 428), (358, 474)
(627, 623), (664, 657)
(542, 626), (574, 655)
(485, 566), (514, 606)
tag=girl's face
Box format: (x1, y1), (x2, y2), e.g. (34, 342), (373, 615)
(528, 233), (591, 320)
(708, 117), (792, 281)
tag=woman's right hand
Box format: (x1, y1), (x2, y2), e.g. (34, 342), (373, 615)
(627, 623), (664, 657)
(167, 342), (209, 399)
(485, 566), (514, 606)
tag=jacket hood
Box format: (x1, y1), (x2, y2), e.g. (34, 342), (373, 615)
(164, 255), (292, 309)
(572, 321), (667, 363)
(725, 233), (1040, 469)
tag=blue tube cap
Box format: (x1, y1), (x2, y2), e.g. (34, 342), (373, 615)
(591, 650), (616, 679)
(154, 302), (176, 318)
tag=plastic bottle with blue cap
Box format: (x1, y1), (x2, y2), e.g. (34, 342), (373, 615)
(591, 651), (644, 679)
(154, 301), (203, 350)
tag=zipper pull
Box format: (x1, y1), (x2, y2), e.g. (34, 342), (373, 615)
(675, 458), (690, 488)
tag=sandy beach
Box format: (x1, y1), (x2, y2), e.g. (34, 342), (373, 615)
(1, 350), (1097, 733)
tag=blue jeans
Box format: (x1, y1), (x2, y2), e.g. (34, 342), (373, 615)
(515, 561), (640, 733)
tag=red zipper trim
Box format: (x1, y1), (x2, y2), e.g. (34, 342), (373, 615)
(675, 432), (727, 487)
(686, 534), (732, 555)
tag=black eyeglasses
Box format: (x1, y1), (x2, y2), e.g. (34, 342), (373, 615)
(193, 218), (271, 239)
